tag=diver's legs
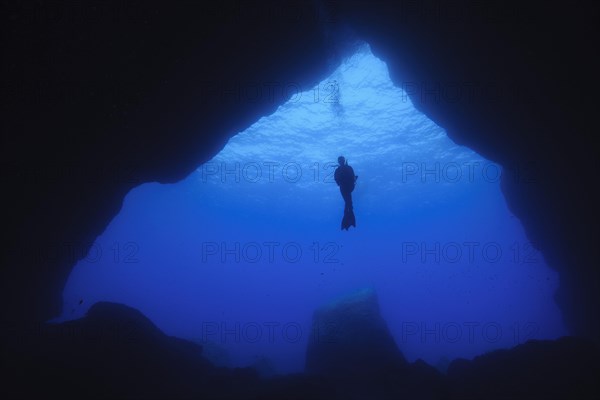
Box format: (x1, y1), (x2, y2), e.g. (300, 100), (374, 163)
(340, 186), (356, 230)
(340, 188), (353, 212)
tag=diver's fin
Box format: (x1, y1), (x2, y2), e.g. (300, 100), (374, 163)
(341, 209), (355, 230)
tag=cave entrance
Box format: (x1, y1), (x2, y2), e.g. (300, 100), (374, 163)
(58, 43), (566, 374)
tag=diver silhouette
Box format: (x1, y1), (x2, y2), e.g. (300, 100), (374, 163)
(334, 156), (358, 230)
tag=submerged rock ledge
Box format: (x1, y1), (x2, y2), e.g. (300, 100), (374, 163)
(2, 301), (597, 399)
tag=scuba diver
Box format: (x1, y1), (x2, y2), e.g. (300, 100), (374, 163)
(334, 156), (358, 230)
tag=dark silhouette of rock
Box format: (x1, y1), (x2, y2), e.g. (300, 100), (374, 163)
(447, 336), (600, 399)
(0, 302), (260, 399)
(306, 287), (407, 378)
(305, 288), (447, 399)
(2, 301), (598, 399)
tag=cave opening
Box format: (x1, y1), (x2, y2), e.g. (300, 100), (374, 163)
(56, 43), (566, 374)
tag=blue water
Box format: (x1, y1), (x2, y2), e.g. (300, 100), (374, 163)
(58, 44), (566, 374)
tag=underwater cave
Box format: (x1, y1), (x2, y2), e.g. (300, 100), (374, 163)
(58, 44), (566, 374)
(3, 1), (599, 398)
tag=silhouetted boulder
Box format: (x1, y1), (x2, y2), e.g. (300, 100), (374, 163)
(305, 287), (407, 378)
(304, 288), (449, 399)
(1, 302), (260, 399)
